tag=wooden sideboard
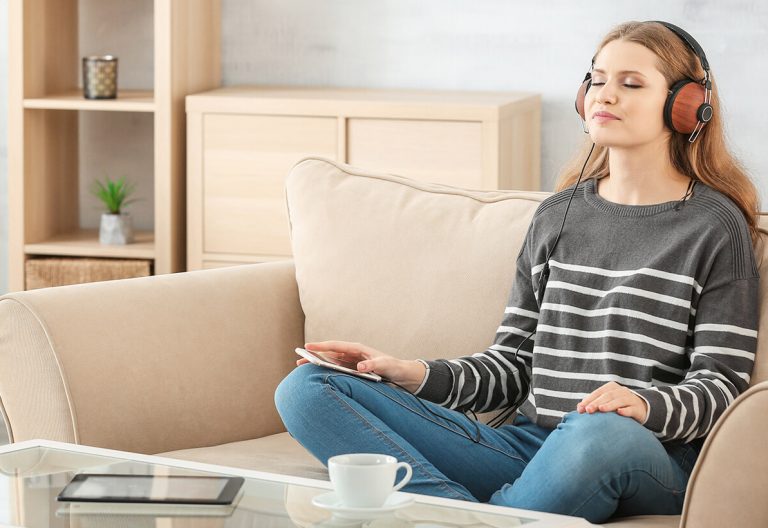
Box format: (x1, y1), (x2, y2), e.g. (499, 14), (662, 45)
(186, 86), (541, 270)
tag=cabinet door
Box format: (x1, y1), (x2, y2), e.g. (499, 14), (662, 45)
(203, 114), (337, 256)
(347, 118), (484, 188)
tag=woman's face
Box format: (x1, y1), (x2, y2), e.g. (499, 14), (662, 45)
(585, 39), (671, 149)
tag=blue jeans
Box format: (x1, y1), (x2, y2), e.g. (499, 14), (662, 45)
(274, 364), (701, 524)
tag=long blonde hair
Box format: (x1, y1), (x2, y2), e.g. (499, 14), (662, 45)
(556, 21), (760, 243)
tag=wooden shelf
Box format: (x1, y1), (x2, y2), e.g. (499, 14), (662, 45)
(25, 229), (155, 259)
(23, 90), (155, 112)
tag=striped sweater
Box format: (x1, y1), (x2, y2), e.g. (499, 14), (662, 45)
(415, 177), (759, 443)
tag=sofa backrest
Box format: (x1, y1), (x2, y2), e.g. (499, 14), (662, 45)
(285, 157), (768, 387)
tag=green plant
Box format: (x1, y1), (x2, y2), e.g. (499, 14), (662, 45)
(90, 175), (137, 214)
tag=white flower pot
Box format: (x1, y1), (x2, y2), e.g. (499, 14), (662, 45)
(99, 213), (134, 245)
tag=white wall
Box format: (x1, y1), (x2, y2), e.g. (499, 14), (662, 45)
(220, 0), (768, 198)
(1, 0), (767, 296)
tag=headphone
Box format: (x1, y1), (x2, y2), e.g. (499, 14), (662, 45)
(575, 21), (713, 143)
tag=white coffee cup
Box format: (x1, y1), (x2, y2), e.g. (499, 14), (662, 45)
(328, 453), (413, 508)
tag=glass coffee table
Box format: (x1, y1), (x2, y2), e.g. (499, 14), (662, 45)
(0, 440), (592, 527)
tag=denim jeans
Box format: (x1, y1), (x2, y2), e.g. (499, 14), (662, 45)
(274, 364), (701, 524)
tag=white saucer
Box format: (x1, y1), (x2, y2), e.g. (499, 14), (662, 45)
(311, 491), (414, 519)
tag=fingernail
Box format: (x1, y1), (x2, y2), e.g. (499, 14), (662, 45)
(358, 363), (367, 371)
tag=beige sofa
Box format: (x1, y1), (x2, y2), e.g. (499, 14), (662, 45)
(1, 158), (767, 527)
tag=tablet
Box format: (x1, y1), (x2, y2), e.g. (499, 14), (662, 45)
(295, 347), (383, 382)
(57, 474), (244, 505)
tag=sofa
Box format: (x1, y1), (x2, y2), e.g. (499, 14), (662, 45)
(1, 157), (767, 527)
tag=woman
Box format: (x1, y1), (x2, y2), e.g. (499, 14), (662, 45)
(275, 21), (760, 524)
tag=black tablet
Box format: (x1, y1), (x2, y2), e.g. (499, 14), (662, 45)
(57, 474), (244, 505)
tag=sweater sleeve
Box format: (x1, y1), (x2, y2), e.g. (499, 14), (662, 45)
(414, 226), (538, 413)
(634, 272), (759, 443)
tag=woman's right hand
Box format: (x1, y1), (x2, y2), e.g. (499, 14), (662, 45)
(296, 341), (427, 392)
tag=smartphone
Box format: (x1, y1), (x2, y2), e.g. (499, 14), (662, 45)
(295, 348), (382, 382)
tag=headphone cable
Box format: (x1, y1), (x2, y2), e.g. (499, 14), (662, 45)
(537, 142), (597, 306)
(486, 141), (597, 428)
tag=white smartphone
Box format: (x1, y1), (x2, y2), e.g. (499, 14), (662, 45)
(295, 348), (382, 382)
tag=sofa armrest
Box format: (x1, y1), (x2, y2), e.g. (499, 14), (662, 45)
(0, 261), (304, 454)
(680, 380), (768, 528)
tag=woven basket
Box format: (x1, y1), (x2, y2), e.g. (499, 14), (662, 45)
(25, 257), (152, 290)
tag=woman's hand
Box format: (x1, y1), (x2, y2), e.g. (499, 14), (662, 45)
(576, 381), (649, 424)
(297, 341), (427, 392)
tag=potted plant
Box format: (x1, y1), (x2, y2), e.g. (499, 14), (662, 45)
(91, 175), (137, 245)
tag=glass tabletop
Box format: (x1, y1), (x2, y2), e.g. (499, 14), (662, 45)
(0, 444), (560, 528)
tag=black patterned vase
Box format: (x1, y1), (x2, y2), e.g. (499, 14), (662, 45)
(82, 56), (118, 100)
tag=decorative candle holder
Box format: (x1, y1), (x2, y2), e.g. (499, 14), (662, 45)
(82, 56), (118, 99)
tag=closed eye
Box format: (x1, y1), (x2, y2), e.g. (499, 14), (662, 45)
(591, 82), (641, 89)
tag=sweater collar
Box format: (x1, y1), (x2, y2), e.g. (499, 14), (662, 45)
(583, 177), (699, 217)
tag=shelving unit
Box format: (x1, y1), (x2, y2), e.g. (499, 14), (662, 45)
(7, 0), (221, 291)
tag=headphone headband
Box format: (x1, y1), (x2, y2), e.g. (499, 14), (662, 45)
(650, 20), (710, 73)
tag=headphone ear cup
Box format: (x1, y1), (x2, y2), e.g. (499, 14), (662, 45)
(575, 77), (592, 120)
(664, 79), (708, 133)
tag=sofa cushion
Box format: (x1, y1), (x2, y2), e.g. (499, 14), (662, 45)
(286, 157), (768, 384)
(285, 157), (550, 361)
(159, 432), (328, 480)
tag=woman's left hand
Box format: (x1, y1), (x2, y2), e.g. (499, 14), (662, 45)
(576, 381), (649, 424)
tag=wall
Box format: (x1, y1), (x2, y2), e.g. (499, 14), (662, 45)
(220, 0), (768, 202)
(1, 1), (767, 294)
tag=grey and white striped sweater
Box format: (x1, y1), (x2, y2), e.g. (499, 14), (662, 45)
(415, 177), (759, 444)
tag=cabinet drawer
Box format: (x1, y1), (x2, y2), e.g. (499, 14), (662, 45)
(347, 118), (483, 188)
(203, 114), (337, 256)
